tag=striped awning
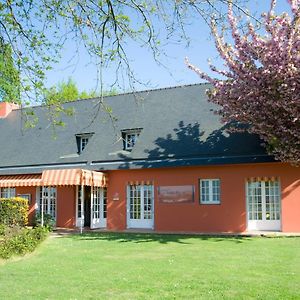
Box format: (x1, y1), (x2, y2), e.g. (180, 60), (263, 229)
(0, 169), (108, 188)
(247, 176), (279, 182)
(42, 169), (108, 187)
(128, 180), (153, 186)
(0, 174), (42, 187)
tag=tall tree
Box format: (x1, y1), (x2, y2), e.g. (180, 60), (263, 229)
(44, 78), (117, 104)
(45, 78), (93, 104)
(0, 0), (251, 105)
(186, 0), (300, 164)
(0, 38), (20, 102)
(38, 78), (118, 128)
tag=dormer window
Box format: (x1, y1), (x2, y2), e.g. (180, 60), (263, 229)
(121, 128), (142, 151)
(81, 137), (89, 151)
(76, 133), (94, 154)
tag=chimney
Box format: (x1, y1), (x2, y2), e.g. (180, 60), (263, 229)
(0, 102), (20, 118)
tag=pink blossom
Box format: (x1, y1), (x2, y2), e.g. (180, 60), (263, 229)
(186, 0), (300, 164)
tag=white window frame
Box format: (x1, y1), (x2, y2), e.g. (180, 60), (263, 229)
(0, 187), (16, 198)
(122, 129), (142, 150)
(37, 186), (57, 220)
(75, 185), (84, 227)
(103, 187), (107, 219)
(125, 132), (139, 150)
(199, 179), (221, 204)
(246, 180), (281, 222)
(80, 136), (89, 152)
(76, 133), (94, 153)
(127, 184), (154, 229)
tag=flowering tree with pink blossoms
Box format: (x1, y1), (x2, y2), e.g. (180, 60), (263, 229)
(186, 0), (300, 164)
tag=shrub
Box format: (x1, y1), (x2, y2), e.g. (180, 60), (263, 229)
(0, 224), (6, 236)
(33, 213), (56, 231)
(2, 225), (22, 237)
(0, 226), (49, 259)
(0, 197), (29, 226)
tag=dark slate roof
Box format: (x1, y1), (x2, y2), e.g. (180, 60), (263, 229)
(0, 83), (275, 175)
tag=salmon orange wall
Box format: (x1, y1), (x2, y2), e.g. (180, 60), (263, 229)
(281, 176), (300, 232)
(16, 186), (76, 228)
(107, 163), (300, 233)
(16, 186), (37, 225)
(56, 186), (76, 228)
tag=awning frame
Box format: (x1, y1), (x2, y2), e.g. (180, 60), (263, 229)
(0, 169), (108, 188)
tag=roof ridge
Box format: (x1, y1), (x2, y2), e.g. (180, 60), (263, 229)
(68, 82), (210, 103)
(13, 82), (210, 111)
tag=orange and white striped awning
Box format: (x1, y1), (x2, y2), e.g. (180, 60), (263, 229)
(128, 180), (153, 186)
(0, 169), (108, 188)
(42, 169), (108, 187)
(0, 174), (43, 187)
(246, 176), (279, 182)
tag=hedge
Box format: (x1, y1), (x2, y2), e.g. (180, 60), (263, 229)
(0, 226), (49, 259)
(0, 224), (6, 236)
(0, 197), (29, 226)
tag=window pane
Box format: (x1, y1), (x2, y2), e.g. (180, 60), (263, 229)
(0, 187), (16, 198)
(247, 181), (262, 221)
(265, 181), (280, 220)
(125, 132), (140, 149)
(200, 179), (220, 204)
(77, 186), (82, 218)
(129, 185), (153, 220)
(103, 188), (107, 219)
(39, 186), (56, 219)
(81, 137), (89, 151)
(143, 185), (152, 219)
(129, 185), (141, 219)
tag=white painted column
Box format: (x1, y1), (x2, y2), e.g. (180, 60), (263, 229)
(41, 186), (44, 227)
(80, 184), (84, 234)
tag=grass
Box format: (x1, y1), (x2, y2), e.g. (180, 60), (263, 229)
(0, 233), (299, 299)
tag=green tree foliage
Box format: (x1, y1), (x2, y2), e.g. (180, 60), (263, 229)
(0, 39), (20, 102)
(36, 78), (118, 129)
(44, 78), (117, 104)
(0, 0), (252, 128)
(0, 0), (250, 105)
(45, 78), (93, 104)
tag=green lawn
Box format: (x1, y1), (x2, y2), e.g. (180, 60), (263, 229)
(0, 233), (299, 299)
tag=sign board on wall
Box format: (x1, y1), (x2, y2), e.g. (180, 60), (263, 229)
(158, 186), (194, 203)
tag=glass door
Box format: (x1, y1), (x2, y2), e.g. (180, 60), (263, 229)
(127, 185), (154, 229)
(76, 186), (84, 227)
(39, 186), (57, 220)
(247, 180), (281, 231)
(90, 187), (107, 229)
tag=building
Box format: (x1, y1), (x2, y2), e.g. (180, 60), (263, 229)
(0, 84), (299, 233)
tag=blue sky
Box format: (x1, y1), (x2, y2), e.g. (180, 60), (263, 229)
(45, 0), (291, 93)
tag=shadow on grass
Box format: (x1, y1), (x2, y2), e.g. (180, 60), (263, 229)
(60, 232), (253, 244)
